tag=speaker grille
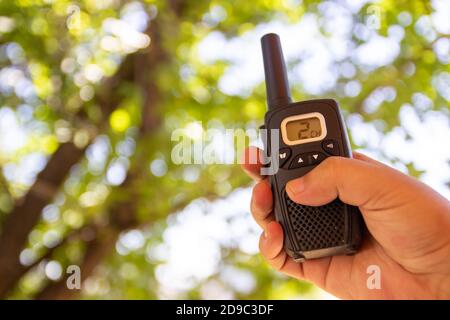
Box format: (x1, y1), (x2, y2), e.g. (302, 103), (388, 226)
(285, 194), (346, 251)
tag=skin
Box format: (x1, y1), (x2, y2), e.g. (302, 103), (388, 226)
(241, 146), (450, 299)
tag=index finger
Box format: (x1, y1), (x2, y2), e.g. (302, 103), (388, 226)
(241, 146), (264, 181)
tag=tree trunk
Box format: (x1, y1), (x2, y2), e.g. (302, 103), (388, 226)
(0, 143), (85, 297)
(0, 40), (139, 299)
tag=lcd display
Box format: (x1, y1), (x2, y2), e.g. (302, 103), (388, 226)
(285, 117), (322, 141)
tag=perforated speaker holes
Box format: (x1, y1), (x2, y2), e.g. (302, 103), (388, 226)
(284, 193), (345, 251)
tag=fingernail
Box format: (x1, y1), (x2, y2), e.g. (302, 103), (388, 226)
(286, 178), (306, 195)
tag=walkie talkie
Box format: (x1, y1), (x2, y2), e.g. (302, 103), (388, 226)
(260, 33), (363, 262)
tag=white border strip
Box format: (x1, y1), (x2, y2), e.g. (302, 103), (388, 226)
(280, 112), (327, 146)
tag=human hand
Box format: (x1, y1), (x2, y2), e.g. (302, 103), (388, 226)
(242, 147), (450, 299)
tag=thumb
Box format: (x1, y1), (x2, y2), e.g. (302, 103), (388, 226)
(285, 156), (400, 209)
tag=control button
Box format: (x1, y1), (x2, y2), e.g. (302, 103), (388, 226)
(289, 153), (309, 169)
(309, 152), (326, 165)
(277, 148), (291, 168)
(322, 139), (339, 156)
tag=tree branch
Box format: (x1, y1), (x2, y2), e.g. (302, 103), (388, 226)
(0, 143), (86, 297)
(0, 37), (142, 298)
(32, 13), (175, 300)
(17, 224), (100, 279)
(34, 189), (218, 299)
(7, 1), (189, 299)
(35, 226), (120, 300)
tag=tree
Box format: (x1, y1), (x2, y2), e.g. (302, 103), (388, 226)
(0, 0), (448, 299)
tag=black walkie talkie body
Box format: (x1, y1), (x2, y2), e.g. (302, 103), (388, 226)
(261, 33), (363, 262)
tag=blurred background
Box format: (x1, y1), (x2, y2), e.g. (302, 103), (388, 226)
(0, 0), (449, 299)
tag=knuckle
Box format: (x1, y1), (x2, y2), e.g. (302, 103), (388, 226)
(322, 156), (342, 179)
(250, 200), (257, 217)
(250, 187), (262, 212)
(268, 252), (287, 271)
(270, 258), (283, 271)
(258, 233), (265, 252)
(251, 181), (262, 198)
(250, 202), (263, 224)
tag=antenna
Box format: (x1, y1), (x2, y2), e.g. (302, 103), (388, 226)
(261, 33), (291, 110)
